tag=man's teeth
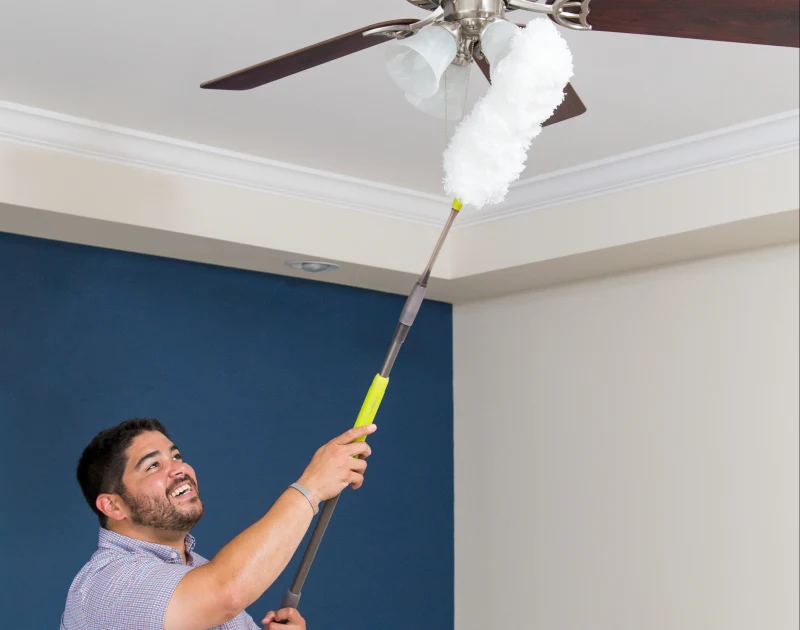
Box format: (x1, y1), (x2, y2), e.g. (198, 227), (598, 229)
(170, 484), (191, 498)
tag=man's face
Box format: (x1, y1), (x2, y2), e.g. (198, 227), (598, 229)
(118, 431), (203, 531)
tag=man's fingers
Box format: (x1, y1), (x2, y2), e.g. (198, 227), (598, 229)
(343, 441), (372, 459)
(265, 608), (304, 629)
(350, 458), (367, 473)
(349, 472), (365, 489)
(334, 423), (377, 445)
(279, 608), (302, 621)
(263, 608), (301, 626)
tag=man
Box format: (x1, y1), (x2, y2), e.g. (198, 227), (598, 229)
(61, 417), (376, 629)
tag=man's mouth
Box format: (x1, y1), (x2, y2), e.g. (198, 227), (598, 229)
(169, 483), (195, 499)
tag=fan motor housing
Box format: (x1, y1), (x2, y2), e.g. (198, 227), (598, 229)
(407, 0), (508, 42)
(407, 0), (511, 18)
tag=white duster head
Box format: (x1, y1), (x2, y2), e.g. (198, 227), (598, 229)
(442, 18), (574, 209)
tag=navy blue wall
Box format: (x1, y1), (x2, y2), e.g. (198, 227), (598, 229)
(0, 231), (453, 629)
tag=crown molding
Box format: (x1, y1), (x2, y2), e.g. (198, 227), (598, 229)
(456, 109), (800, 227)
(0, 100), (797, 231)
(0, 100), (450, 226)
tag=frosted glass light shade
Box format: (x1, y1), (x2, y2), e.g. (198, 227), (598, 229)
(405, 63), (470, 120)
(480, 19), (520, 77)
(385, 25), (458, 99)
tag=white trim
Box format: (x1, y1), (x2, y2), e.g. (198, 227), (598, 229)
(0, 100), (797, 230)
(457, 109), (800, 227)
(0, 100), (450, 226)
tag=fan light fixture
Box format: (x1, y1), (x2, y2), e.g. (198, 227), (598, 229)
(385, 24), (459, 99)
(285, 261), (340, 273)
(384, 17), (523, 120)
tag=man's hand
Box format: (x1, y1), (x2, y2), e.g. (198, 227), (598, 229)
(296, 423), (376, 508)
(262, 607), (306, 629)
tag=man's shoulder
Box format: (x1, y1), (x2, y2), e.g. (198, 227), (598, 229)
(62, 547), (155, 628)
(63, 541), (198, 629)
(67, 545), (169, 595)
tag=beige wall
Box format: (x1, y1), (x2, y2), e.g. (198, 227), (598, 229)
(454, 243), (799, 630)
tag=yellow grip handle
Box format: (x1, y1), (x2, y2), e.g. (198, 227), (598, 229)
(352, 374), (389, 441)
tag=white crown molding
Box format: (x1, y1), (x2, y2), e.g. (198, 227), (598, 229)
(0, 100), (450, 226)
(0, 100), (797, 231)
(456, 108), (800, 227)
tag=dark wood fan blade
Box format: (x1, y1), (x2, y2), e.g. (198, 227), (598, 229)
(201, 19), (419, 90)
(544, 83), (586, 127)
(474, 35), (586, 128)
(578, 0), (799, 47)
(474, 53), (492, 82)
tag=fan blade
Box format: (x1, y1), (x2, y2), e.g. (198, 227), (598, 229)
(578, 0), (799, 48)
(474, 54), (492, 82)
(473, 39), (586, 128)
(544, 83), (586, 127)
(201, 19), (419, 90)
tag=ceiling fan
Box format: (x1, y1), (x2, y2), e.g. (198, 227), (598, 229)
(201, 0), (799, 127)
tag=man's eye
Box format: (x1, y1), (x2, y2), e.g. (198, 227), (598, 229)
(173, 453), (182, 461)
(148, 462), (159, 470)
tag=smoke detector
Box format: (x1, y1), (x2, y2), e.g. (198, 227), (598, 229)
(285, 261), (340, 273)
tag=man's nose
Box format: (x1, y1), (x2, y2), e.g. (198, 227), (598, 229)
(167, 461), (188, 477)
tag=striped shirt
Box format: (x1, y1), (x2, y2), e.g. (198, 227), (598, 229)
(61, 528), (259, 629)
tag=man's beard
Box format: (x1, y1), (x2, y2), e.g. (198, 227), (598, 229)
(120, 480), (204, 531)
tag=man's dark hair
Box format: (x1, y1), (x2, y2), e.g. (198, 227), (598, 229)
(77, 418), (170, 527)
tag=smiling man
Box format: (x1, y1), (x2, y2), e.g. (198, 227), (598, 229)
(61, 417), (375, 630)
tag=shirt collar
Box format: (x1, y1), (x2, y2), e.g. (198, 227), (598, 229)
(98, 528), (196, 563)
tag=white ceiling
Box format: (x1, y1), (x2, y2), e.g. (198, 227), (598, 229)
(0, 0), (797, 304)
(0, 0), (798, 197)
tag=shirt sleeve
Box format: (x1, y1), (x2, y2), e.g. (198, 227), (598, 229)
(240, 610), (262, 630)
(80, 557), (194, 629)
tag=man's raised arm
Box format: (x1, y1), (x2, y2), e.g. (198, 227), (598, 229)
(164, 424), (376, 630)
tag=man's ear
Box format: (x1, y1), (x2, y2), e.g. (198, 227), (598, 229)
(96, 493), (127, 523)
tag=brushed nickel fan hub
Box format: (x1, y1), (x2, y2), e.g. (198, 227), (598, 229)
(406, 0), (509, 20)
(404, 0), (509, 52)
(405, 0), (593, 31)
(441, 0), (507, 22)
